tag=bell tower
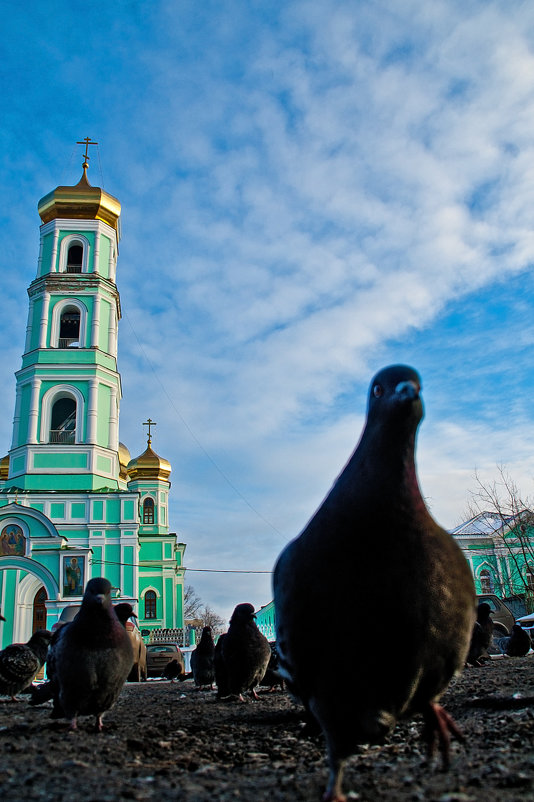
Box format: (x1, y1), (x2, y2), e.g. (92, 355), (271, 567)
(8, 140), (123, 491)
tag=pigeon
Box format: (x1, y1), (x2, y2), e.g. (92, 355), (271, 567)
(113, 602), (136, 626)
(191, 626), (216, 690)
(214, 633), (230, 698)
(53, 577), (133, 729)
(497, 624), (531, 657)
(0, 629), (51, 701)
(259, 642), (285, 691)
(273, 365), (476, 802)
(220, 603), (271, 701)
(466, 603), (493, 665)
(162, 658), (184, 682)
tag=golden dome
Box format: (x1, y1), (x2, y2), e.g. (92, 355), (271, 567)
(118, 442), (131, 481)
(0, 455), (9, 480)
(126, 445), (171, 482)
(37, 167), (121, 235)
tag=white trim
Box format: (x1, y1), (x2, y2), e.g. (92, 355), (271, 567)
(50, 298), (88, 349)
(39, 384), (85, 444)
(58, 233), (90, 274)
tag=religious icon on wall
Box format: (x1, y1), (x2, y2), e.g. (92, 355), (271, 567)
(63, 555), (85, 596)
(0, 524), (25, 556)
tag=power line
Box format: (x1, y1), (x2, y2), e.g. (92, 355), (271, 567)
(91, 558), (273, 574)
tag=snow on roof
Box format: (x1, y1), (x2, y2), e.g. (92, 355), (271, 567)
(450, 511), (509, 537)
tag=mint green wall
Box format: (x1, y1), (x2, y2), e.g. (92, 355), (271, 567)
(123, 546), (135, 596)
(99, 301), (111, 352)
(165, 578), (173, 623)
(92, 500), (104, 520)
(123, 500), (135, 520)
(99, 236), (111, 279)
(50, 502), (64, 518)
(30, 297), (43, 350)
(34, 453), (88, 469)
(103, 544), (120, 587)
(97, 384), (111, 446)
(140, 541), (162, 560)
(18, 383), (32, 446)
(106, 498), (120, 523)
(40, 233), (54, 277)
(30, 503), (44, 513)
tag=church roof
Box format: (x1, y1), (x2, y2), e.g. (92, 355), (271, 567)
(127, 444), (171, 482)
(37, 165), (121, 235)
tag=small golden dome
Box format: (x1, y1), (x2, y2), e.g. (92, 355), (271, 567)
(37, 167), (121, 235)
(126, 445), (171, 482)
(0, 455), (9, 480)
(118, 442), (131, 481)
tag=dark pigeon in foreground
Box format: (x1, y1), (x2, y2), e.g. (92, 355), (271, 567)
(54, 577), (133, 729)
(467, 603), (494, 665)
(220, 604), (271, 701)
(497, 624), (531, 657)
(191, 626), (216, 690)
(273, 365), (476, 802)
(0, 629), (51, 700)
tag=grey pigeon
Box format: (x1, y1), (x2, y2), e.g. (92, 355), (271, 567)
(497, 624), (531, 657)
(214, 633), (230, 698)
(273, 365), (476, 802)
(466, 603), (493, 665)
(220, 604), (271, 701)
(162, 658), (184, 682)
(54, 577), (133, 729)
(0, 629), (51, 700)
(113, 602), (136, 626)
(191, 626), (215, 690)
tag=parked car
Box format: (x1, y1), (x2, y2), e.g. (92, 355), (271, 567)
(57, 603), (147, 682)
(476, 594), (515, 637)
(146, 642), (185, 678)
(515, 611), (534, 640)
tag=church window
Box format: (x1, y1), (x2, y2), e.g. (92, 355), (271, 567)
(144, 590), (157, 619)
(66, 244), (83, 273)
(50, 397), (76, 444)
(59, 306), (80, 348)
(479, 569), (493, 594)
(526, 568), (534, 591)
(143, 497), (155, 524)
(33, 587), (48, 632)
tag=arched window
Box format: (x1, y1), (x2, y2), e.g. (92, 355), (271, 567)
(143, 497), (155, 524)
(526, 568), (534, 591)
(50, 397), (76, 444)
(33, 587), (48, 632)
(144, 590), (157, 619)
(67, 244), (83, 273)
(479, 569), (493, 594)
(58, 306), (80, 348)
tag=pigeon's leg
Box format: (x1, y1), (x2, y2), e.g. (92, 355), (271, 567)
(69, 717), (78, 730)
(95, 714), (104, 732)
(10, 695), (21, 702)
(322, 754), (346, 802)
(251, 689), (261, 701)
(422, 703), (464, 768)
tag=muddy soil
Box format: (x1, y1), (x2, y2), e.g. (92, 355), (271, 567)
(0, 656), (533, 802)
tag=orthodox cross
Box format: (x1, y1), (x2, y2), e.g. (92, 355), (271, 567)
(143, 418), (157, 447)
(76, 137), (99, 169)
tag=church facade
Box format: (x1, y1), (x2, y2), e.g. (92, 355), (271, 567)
(0, 153), (185, 647)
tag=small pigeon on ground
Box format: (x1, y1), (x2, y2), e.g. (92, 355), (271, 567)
(259, 642), (285, 691)
(273, 365), (476, 802)
(162, 658), (184, 682)
(214, 633), (230, 698)
(0, 629), (51, 701)
(53, 577), (133, 730)
(219, 603), (271, 701)
(466, 603), (494, 665)
(191, 626), (216, 690)
(497, 624), (531, 657)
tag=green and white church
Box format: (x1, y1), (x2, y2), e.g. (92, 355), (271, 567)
(0, 150), (186, 647)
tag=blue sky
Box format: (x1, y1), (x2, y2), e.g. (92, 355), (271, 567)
(2, 0), (534, 622)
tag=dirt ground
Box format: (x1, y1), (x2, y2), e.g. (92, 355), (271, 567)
(1, 656), (533, 802)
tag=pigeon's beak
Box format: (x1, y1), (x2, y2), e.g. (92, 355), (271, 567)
(395, 380), (420, 401)
(95, 594), (107, 605)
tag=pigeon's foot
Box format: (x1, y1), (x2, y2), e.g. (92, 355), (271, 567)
(69, 717), (78, 730)
(322, 756), (346, 802)
(10, 696), (21, 702)
(95, 715), (104, 732)
(422, 702), (464, 769)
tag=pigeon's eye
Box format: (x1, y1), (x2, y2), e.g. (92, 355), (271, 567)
(373, 384), (383, 398)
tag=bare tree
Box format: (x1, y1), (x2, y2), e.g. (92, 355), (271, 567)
(201, 605), (225, 636)
(183, 584), (203, 620)
(466, 465), (534, 601)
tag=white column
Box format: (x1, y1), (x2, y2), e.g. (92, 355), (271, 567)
(38, 291), (50, 350)
(28, 378), (41, 444)
(109, 386), (119, 450)
(87, 378), (99, 444)
(94, 231), (101, 274)
(10, 385), (23, 450)
(91, 295), (101, 348)
(25, 298), (34, 352)
(50, 228), (59, 272)
(108, 303), (117, 356)
(109, 245), (116, 283)
(37, 236), (44, 276)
